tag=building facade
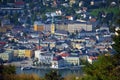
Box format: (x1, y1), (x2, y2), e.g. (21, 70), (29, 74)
(0, 50), (14, 62)
(14, 49), (33, 58)
(64, 56), (80, 66)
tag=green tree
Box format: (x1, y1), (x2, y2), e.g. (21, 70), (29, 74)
(0, 65), (16, 80)
(83, 55), (115, 80)
(41, 14), (47, 21)
(44, 70), (63, 80)
(112, 31), (120, 53)
(2, 65), (16, 74)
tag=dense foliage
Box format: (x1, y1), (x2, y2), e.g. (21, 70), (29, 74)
(83, 55), (120, 80)
(44, 70), (64, 80)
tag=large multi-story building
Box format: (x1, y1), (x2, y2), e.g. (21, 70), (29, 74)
(55, 22), (92, 33)
(37, 21), (92, 33)
(67, 22), (92, 33)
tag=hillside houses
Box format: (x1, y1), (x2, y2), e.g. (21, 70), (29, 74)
(0, 0), (116, 67)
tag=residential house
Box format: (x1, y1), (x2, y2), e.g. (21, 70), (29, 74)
(34, 50), (47, 61)
(51, 55), (64, 69)
(14, 0), (25, 8)
(66, 16), (73, 20)
(41, 39), (56, 49)
(69, 0), (76, 6)
(0, 19), (13, 31)
(38, 52), (53, 64)
(72, 42), (84, 49)
(0, 42), (6, 49)
(64, 53), (80, 66)
(85, 37), (96, 47)
(78, 30), (96, 37)
(87, 55), (98, 64)
(0, 50), (14, 62)
(28, 38), (39, 44)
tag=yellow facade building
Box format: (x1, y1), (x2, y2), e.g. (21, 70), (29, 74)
(34, 24), (44, 31)
(25, 50), (33, 58)
(14, 50), (33, 58)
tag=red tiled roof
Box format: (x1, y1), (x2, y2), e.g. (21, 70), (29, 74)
(36, 46), (43, 49)
(15, 1), (24, 5)
(0, 42), (6, 45)
(89, 56), (98, 60)
(60, 53), (69, 57)
(90, 18), (96, 22)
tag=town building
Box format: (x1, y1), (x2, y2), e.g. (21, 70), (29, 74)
(0, 7), (24, 14)
(64, 53), (80, 66)
(34, 50), (53, 65)
(34, 21), (44, 31)
(55, 21), (92, 33)
(51, 56), (64, 69)
(14, 49), (33, 58)
(0, 50), (14, 62)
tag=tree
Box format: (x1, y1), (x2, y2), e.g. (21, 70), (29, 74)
(41, 14), (47, 21)
(83, 55), (115, 80)
(112, 31), (120, 53)
(44, 70), (63, 80)
(0, 65), (16, 80)
(111, 23), (120, 80)
(2, 65), (16, 75)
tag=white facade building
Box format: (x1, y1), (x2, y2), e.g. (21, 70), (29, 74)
(34, 50), (53, 64)
(64, 56), (80, 66)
